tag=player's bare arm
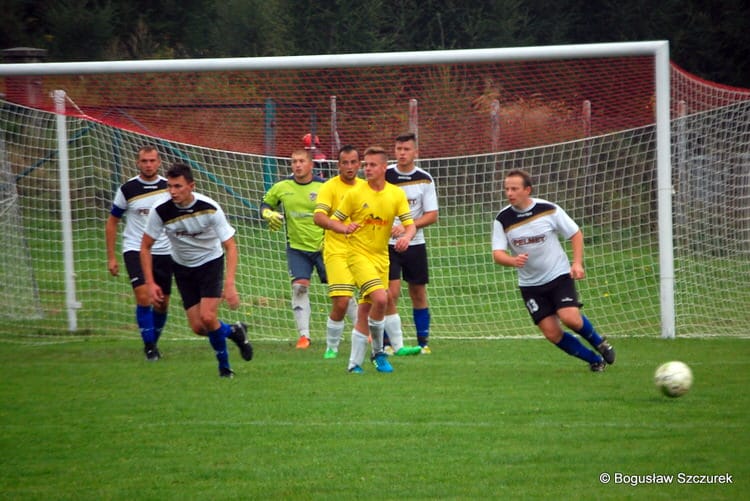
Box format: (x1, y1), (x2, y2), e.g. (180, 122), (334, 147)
(493, 249), (529, 268)
(222, 236), (240, 310)
(139, 233), (164, 305)
(569, 230), (585, 280)
(414, 209), (438, 229)
(105, 214), (120, 276)
(394, 223), (416, 252)
(321, 213), (359, 235)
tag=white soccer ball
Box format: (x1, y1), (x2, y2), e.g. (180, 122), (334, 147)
(654, 361), (693, 398)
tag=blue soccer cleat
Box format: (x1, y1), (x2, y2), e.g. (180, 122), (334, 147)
(371, 352), (394, 373)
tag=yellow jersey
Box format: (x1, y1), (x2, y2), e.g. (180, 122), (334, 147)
(333, 181), (414, 260)
(314, 175), (366, 256)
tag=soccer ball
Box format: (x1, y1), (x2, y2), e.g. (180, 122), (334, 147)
(654, 361), (693, 397)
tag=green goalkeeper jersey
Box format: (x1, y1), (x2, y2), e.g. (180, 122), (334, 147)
(261, 176), (325, 252)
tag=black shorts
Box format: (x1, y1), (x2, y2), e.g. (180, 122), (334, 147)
(124, 250), (173, 295)
(519, 273), (582, 325)
(388, 243), (429, 284)
(173, 256), (224, 310)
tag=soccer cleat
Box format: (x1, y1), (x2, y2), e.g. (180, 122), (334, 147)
(596, 337), (616, 365)
(420, 345), (432, 355)
(395, 346), (422, 356)
(144, 345), (160, 362)
(589, 360), (606, 372)
(371, 352), (394, 373)
(323, 348), (338, 359)
(219, 367), (235, 378)
(348, 365), (364, 374)
(296, 336), (311, 349)
(383, 345), (395, 356)
(229, 322), (254, 361)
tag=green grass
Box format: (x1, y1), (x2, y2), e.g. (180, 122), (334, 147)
(1, 335), (748, 500)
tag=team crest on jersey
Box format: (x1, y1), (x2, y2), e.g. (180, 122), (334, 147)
(309, 192), (317, 201)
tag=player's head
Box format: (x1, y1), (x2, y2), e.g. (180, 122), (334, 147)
(363, 146), (388, 181)
(165, 163), (195, 205)
(136, 144), (161, 180)
(504, 169), (533, 209)
(394, 131), (418, 169)
(337, 145), (360, 183)
(506, 169), (532, 188)
(291, 148), (314, 182)
(167, 163), (194, 182)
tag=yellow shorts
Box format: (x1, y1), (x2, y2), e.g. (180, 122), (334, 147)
(323, 251), (356, 298)
(347, 251), (388, 303)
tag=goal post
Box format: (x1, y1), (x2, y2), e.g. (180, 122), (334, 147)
(1, 41), (748, 340)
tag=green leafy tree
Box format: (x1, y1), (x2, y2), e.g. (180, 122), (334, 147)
(210, 0), (292, 57)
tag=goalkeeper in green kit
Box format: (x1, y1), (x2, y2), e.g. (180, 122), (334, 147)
(260, 149), (327, 349)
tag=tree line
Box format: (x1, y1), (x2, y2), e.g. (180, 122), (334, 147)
(2, 0), (748, 88)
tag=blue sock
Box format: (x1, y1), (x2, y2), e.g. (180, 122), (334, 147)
(575, 315), (603, 348)
(413, 308), (430, 347)
(555, 332), (601, 364)
(208, 322), (232, 369)
(153, 311), (167, 342)
(136, 305), (155, 346)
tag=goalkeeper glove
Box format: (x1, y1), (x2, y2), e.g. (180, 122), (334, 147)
(262, 208), (284, 231)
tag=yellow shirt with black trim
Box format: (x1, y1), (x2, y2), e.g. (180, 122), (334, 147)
(314, 175), (367, 256)
(333, 181), (414, 260)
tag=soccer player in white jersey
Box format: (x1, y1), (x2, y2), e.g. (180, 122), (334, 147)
(141, 163), (253, 378)
(384, 132), (438, 355)
(105, 145), (172, 361)
(492, 169), (615, 372)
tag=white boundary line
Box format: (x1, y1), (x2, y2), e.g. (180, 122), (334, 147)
(2, 332), (748, 347)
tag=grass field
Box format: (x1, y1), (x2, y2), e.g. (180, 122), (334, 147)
(1, 334), (748, 500)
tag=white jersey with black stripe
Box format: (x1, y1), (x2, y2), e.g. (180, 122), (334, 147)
(492, 198), (579, 287)
(386, 164), (438, 246)
(110, 175), (171, 255)
(144, 192), (236, 268)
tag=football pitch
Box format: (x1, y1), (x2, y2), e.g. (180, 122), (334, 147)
(0, 335), (747, 500)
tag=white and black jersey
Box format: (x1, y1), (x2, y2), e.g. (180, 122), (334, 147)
(386, 164), (438, 246)
(144, 192), (236, 268)
(110, 176), (170, 255)
(492, 198), (579, 287)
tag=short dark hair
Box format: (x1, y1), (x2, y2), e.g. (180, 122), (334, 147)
(337, 144), (359, 160)
(506, 169), (533, 189)
(166, 163), (194, 182)
(395, 132), (417, 143)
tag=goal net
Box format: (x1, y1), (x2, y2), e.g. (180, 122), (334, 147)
(1, 42), (748, 340)
(0, 129), (43, 319)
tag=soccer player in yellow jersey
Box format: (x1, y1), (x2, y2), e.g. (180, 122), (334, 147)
(319, 146), (416, 373)
(313, 145), (365, 359)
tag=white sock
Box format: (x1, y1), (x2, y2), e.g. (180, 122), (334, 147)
(369, 317), (385, 355)
(326, 317), (345, 351)
(346, 297), (358, 324)
(348, 329), (369, 370)
(292, 283), (311, 337)
(384, 313), (404, 352)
